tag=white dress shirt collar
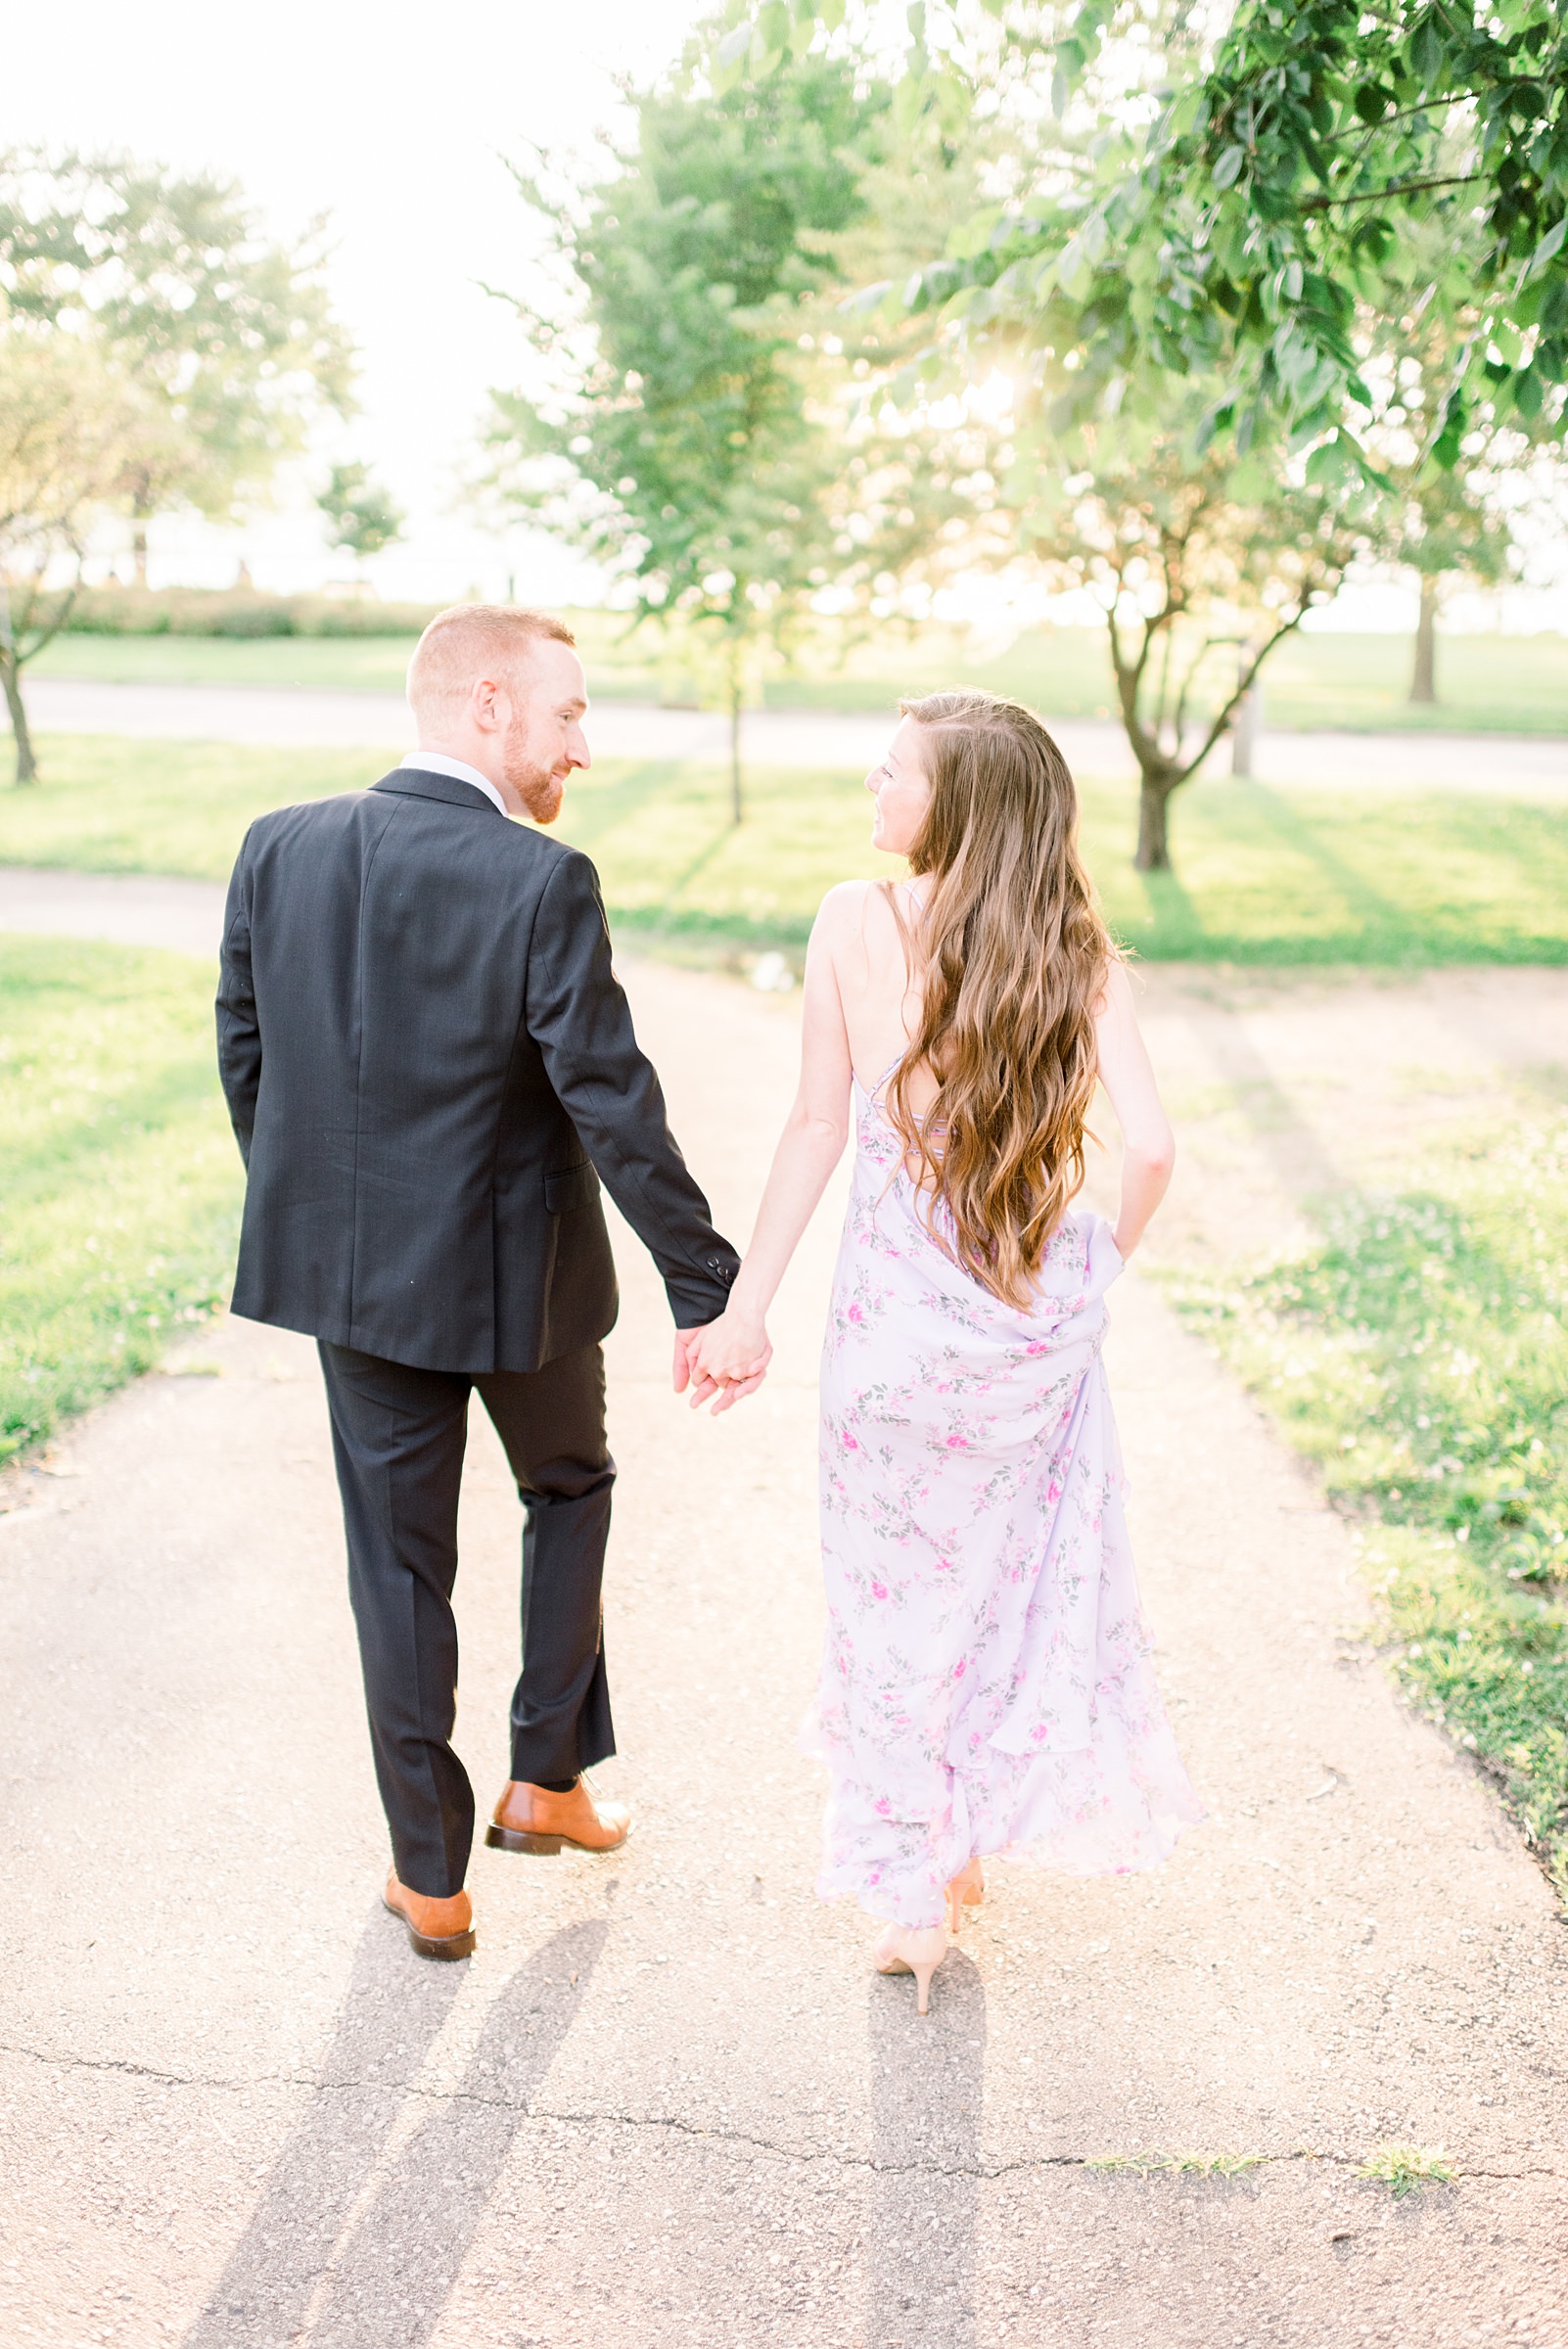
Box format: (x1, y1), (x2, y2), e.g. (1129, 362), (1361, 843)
(397, 751), (508, 817)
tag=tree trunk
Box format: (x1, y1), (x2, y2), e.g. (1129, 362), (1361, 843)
(1409, 576), (1439, 704)
(1230, 653), (1264, 777)
(2, 654), (38, 785)
(1134, 771), (1174, 871)
(728, 660), (744, 827)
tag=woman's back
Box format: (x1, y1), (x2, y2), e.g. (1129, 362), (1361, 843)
(817, 878), (940, 1114)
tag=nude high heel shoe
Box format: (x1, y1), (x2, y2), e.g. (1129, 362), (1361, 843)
(945, 1859), (986, 1934)
(873, 1922), (948, 2015)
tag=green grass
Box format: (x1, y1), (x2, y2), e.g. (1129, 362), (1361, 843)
(1353, 2142), (1456, 2197)
(4, 736), (1566, 967)
(906, 625), (1568, 736)
(28, 618), (1568, 734)
(26, 607), (666, 698)
(0, 936), (243, 1463)
(31, 632), (427, 692)
(1174, 1123), (1568, 1897)
(0, 737), (392, 878)
(1085, 2150), (1267, 2178)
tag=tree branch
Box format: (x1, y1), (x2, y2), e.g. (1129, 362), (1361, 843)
(1300, 171), (1483, 214)
(1174, 602), (1314, 786)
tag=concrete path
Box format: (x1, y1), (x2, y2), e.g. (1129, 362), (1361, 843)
(3, 959), (1567, 2348)
(0, 864), (226, 957)
(24, 674), (1568, 796)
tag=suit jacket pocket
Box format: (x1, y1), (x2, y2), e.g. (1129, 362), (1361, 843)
(545, 1161), (601, 1215)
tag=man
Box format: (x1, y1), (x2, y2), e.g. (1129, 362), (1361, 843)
(216, 605), (763, 1959)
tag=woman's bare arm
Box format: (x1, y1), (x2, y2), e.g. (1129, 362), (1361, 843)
(1092, 960), (1175, 1260)
(686, 891), (857, 1408)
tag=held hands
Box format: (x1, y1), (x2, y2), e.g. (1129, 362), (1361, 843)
(672, 1308), (772, 1416)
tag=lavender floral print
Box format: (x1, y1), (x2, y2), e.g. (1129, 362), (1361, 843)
(803, 1073), (1205, 1928)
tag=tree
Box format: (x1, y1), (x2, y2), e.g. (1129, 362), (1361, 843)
(318, 461), (405, 568)
(0, 322), (135, 782)
(0, 152), (355, 579)
(996, 391), (1367, 865)
(1353, 228), (1532, 705)
(484, 42), (909, 822)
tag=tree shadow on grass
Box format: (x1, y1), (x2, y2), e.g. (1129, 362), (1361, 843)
(866, 1947), (986, 2349)
(186, 1909), (606, 2349)
(1122, 858), (1211, 960)
(663, 818), (741, 905)
(1237, 782), (1425, 957)
(555, 760), (684, 856)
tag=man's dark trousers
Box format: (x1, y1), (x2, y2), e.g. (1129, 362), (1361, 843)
(319, 1339), (616, 1901)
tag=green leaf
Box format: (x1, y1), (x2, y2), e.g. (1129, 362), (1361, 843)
(1410, 16), (1444, 88)
(1529, 215), (1567, 279)
(1305, 438), (1347, 486)
(1212, 145), (1246, 191)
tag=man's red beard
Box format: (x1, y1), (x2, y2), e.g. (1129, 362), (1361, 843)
(503, 720), (566, 824)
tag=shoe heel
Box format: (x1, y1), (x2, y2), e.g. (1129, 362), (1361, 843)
(484, 1823), (564, 1856)
(912, 1959), (939, 2016)
(406, 1922), (477, 1961)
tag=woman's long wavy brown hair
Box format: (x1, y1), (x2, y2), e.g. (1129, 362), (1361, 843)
(884, 690), (1117, 1309)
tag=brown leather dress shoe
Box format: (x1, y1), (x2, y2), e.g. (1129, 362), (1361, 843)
(383, 1871), (476, 1960)
(484, 1775), (631, 1857)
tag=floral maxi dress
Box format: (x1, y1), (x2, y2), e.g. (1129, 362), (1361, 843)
(804, 1070), (1205, 1928)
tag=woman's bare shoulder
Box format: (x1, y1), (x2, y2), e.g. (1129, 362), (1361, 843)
(1092, 955), (1137, 1021)
(812, 877), (893, 939)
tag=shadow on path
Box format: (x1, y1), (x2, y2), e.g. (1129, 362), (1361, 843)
(1181, 995), (1343, 1203)
(866, 1949), (986, 2349)
(186, 1911), (606, 2349)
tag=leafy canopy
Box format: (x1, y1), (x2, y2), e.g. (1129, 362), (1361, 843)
(720, 1), (1568, 462)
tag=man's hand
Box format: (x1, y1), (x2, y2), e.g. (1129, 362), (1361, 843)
(673, 1318), (771, 1415)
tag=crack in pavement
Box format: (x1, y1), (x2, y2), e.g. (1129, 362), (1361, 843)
(5, 2041), (1559, 2188)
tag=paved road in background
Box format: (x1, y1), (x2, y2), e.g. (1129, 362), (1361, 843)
(25, 674), (1568, 795)
(1, 950), (1565, 2348)
(0, 864), (226, 956)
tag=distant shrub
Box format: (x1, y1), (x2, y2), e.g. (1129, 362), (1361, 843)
(65, 586), (440, 639)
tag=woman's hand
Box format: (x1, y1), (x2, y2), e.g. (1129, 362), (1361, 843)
(684, 1305), (772, 1414)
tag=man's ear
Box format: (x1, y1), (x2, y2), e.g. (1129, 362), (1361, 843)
(471, 674), (505, 733)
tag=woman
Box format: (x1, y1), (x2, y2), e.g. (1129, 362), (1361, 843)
(689, 691), (1203, 2011)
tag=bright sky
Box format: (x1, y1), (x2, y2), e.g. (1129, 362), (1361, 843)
(4, 0), (707, 601)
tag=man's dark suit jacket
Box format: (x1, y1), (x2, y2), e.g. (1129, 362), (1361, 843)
(215, 765), (738, 1374)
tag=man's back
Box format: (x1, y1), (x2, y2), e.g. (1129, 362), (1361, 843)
(217, 765), (732, 1372)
